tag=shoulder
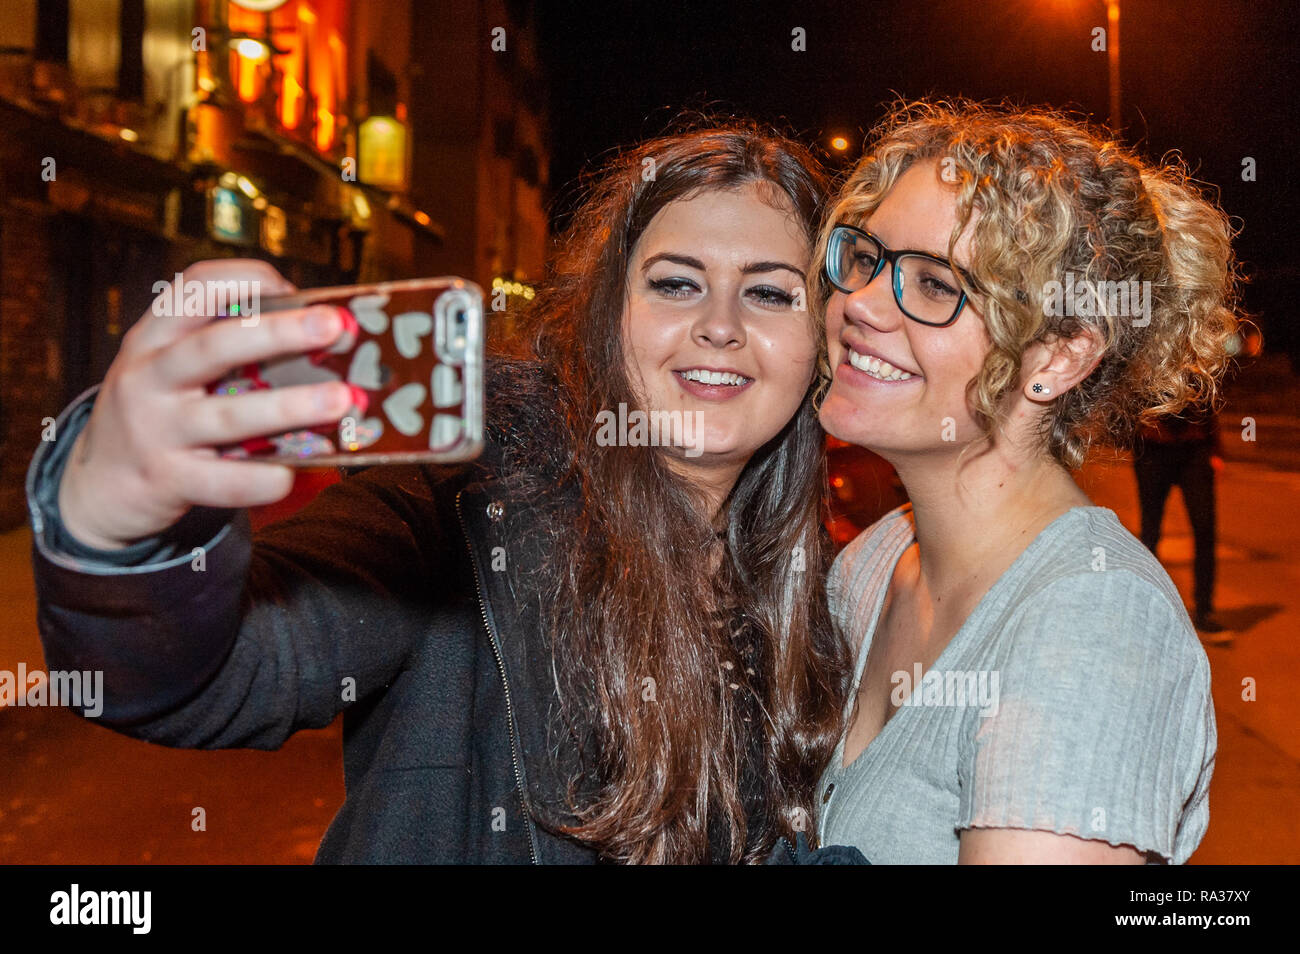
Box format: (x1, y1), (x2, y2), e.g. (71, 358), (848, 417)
(1020, 506), (1187, 607)
(1000, 568), (1209, 701)
(986, 514), (1213, 740)
(947, 507), (1215, 862)
(961, 556), (1216, 862)
(828, 503), (914, 628)
(998, 507), (1203, 674)
(832, 503), (914, 572)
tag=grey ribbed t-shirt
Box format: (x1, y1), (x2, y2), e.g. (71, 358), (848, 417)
(817, 503), (1216, 864)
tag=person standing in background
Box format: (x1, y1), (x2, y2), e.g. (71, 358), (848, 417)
(1133, 405), (1228, 638)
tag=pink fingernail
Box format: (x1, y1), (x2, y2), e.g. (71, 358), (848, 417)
(327, 307), (359, 355)
(347, 385), (369, 415)
(339, 308), (358, 337)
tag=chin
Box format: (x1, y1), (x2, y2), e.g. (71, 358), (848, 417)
(819, 403), (909, 456)
(817, 393), (864, 444)
(670, 435), (757, 466)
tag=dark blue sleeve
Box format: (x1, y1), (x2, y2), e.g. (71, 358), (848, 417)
(28, 388), (455, 750)
(29, 386), (236, 567)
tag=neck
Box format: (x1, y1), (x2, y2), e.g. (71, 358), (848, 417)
(661, 453), (746, 526)
(887, 439), (1092, 597)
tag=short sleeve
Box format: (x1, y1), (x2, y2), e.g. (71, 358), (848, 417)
(956, 570), (1216, 863)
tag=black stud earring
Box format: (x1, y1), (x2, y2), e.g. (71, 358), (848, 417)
(1032, 382), (1050, 395)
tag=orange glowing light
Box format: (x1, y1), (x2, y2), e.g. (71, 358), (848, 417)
(315, 109), (335, 151)
(236, 54), (260, 103)
(281, 74), (302, 129)
(225, 1), (350, 154)
(234, 38), (271, 62)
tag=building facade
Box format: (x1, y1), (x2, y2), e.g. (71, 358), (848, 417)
(0, 0), (549, 528)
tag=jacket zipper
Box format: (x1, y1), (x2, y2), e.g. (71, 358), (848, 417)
(456, 490), (541, 865)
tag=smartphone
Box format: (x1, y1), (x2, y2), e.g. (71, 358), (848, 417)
(208, 277), (484, 466)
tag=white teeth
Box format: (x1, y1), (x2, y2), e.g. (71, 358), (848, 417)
(848, 349), (914, 380)
(681, 369), (750, 386)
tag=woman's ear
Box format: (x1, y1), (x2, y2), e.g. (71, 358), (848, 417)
(1021, 326), (1106, 402)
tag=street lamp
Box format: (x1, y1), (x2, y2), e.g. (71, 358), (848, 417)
(1049, 0), (1123, 135)
(1105, 0), (1121, 134)
(232, 36), (272, 63)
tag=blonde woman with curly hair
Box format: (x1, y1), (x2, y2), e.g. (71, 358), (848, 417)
(813, 100), (1238, 864)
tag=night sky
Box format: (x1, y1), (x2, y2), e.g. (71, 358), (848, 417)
(537, 0), (1299, 345)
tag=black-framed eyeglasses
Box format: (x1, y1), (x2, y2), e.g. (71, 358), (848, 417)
(823, 223), (973, 327)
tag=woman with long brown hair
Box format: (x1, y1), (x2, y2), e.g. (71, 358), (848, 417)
(30, 121), (850, 863)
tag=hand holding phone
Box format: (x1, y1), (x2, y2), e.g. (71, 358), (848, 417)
(56, 260), (481, 551)
(209, 276), (483, 466)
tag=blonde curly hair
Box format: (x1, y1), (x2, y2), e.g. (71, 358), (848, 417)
(811, 99), (1242, 469)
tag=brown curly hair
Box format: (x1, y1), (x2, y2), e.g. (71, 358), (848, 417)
(811, 98), (1243, 469)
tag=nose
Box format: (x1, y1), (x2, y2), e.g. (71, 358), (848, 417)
(841, 261), (905, 334)
(691, 292), (746, 350)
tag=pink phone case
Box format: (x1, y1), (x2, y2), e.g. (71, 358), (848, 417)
(208, 277), (484, 466)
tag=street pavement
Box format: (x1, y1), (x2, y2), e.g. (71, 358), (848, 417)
(1, 356), (1297, 864)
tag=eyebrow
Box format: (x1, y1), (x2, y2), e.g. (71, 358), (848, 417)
(860, 224), (953, 265)
(743, 260), (806, 280)
(641, 252), (806, 280)
(642, 253), (705, 272)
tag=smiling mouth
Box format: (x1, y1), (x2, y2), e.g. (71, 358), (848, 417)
(844, 349), (919, 381)
(675, 368), (752, 387)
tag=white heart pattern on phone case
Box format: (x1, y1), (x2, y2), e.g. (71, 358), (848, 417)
(343, 316), (464, 449)
(393, 311), (433, 359)
(383, 383), (426, 436)
(351, 293), (390, 334)
(347, 341), (384, 390)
